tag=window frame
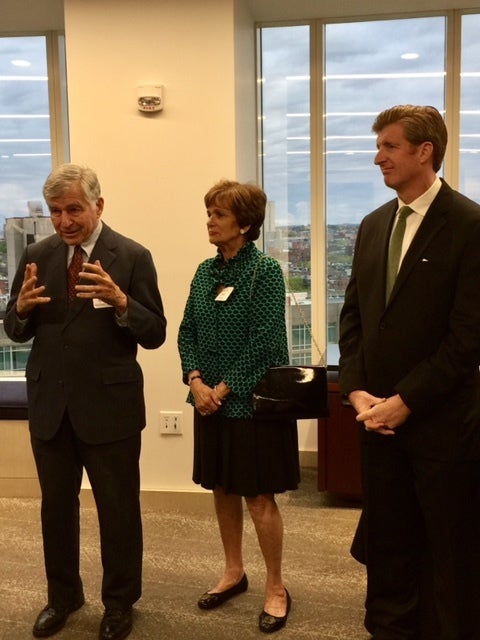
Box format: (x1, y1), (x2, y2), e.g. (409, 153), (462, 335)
(0, 29), (68, 417)
(257, 8), (475, 370)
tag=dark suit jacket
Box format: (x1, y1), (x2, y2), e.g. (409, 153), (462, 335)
(339, 180), (480, 460)
(4, 223), (166, 444)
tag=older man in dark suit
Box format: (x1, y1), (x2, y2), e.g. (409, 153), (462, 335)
(5, 164), (166, 640)
(339, 106), (480, 640)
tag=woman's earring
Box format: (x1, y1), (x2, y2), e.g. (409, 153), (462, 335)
(240, 229), (245, 235)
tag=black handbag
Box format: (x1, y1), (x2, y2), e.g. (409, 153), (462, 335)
(250, 257), (329, 421)
(252, 364), (328, 420)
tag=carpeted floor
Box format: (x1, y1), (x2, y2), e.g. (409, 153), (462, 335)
(0, 468), (368, 640)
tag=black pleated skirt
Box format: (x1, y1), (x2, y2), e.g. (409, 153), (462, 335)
(192, 412), (300, 497)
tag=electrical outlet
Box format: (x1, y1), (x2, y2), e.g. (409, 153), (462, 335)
(159, 411), (183, 435)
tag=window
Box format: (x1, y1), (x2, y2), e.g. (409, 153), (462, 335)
(324, 16), (446, 364)
(0, 33), (67, 377)
(259, 26), (312, 364)
(459, 13), (480, 201)
(258, 12), (479, 367)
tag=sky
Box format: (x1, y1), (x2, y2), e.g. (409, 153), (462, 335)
(261, 15), (480, 226)
(1, 15), (480, 233)
(0, 36), (52, 230)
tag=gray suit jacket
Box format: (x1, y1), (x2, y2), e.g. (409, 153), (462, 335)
(339, 180), (480, 459)
(5, 223), (166, 444)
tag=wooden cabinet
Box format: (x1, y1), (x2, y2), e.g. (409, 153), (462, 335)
(317, 382), (362, 500)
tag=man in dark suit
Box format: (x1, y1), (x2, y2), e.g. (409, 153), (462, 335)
(339, 106), (480, 639)
(4, 164), (167, 640)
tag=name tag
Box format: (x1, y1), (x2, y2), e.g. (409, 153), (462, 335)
(215, 286), (234, 302)
(93, 298), (113, 309)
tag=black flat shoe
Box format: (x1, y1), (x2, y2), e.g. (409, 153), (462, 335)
(99, 607), (133, 640)
(32, 594), (85, 638)
(197, 573), (248, 610)
(258, 589), (291, 634)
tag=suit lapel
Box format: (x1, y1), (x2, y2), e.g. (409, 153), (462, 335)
(46, 239), (69, 302)
(89, 224), (117, 271)
(373, 203), (397, 306)
(388, 186), (448, 301)
(38, 237), (83, 327)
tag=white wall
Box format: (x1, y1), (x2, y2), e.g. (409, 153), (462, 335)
(63, 0), (266, 491)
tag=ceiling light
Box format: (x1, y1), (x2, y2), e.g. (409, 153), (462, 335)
(401, 53), (419, 60)
(11, 59), (31, 67)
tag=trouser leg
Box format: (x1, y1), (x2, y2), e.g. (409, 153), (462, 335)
(30, 416), (84, 608)
(413, 457), (460, 640)
(361, 436), (421, 640)
(361, 433), (465, 640)
(81, 433), (143, 609)
(445, 459), (480, 639)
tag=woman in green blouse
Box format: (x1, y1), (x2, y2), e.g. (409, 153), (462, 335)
(178, 180), (300, 634)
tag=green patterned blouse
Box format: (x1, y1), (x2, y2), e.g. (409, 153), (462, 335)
(178, 241), (289, 418)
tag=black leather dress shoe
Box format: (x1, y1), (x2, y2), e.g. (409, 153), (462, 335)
(197, 573), (248, 610)
(258, 589), (291, 633)
(32, 595), (85, 638)
(99, 607), (133, 640)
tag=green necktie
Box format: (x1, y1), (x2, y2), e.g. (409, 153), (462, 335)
(386, 206), (413, 299)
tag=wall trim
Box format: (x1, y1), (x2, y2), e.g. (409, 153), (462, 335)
(0, 451), (317, 507)
(299, 449), (316, 468)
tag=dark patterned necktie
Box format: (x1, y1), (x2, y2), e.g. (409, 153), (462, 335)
(67, 245), (84, 302)
(386, 206), (413, 299)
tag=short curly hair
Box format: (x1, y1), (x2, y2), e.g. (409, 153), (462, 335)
(204, 179), (266, 241)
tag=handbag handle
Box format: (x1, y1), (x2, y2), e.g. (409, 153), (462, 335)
(285, 280), (326, 367)
(250, 255), (326, 367)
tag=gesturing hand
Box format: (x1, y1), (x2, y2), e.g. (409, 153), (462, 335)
(16, 263), (51, 319)
(75, 259), (128, 314)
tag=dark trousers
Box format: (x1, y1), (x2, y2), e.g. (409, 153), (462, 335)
(357, 432), (468, 640)
(31, 412), (143, 610)
(453, 459), (480, 640)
